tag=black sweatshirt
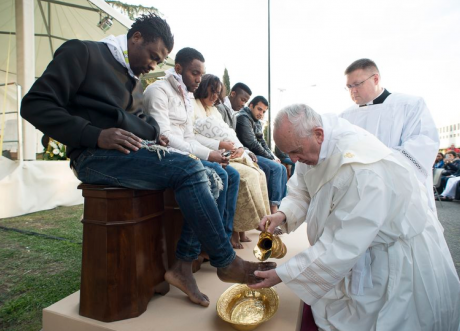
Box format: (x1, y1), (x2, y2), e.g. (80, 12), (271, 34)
(21, 39), (159, 162)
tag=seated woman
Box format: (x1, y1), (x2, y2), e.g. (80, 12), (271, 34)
(192, 74), (271, 249)
(434, 152), (445, 169)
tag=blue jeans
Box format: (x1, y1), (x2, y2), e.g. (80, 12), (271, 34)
(256, 156), (287, 206)
(73, 148), (236, 268)
(201, 161), (239, 239)
(280, 157), (296, 175)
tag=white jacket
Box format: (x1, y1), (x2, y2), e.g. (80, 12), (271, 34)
(143, 74), (211, 160)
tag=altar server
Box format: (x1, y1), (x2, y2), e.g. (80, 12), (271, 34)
(340, 58), (439, 211)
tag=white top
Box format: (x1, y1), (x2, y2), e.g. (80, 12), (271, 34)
(277, 114), (460, 331)
(143, 74), (212, 160)
(339, 92), (440, 211)
(192, 99), (243, 150)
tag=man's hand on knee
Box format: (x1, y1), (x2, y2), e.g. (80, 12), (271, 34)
(97, 128), (143, 154)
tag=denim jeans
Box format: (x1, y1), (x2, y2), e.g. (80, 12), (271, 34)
(201, 161), (240, 239)
(256, 156), (287, 206)
(281, 157), (296, 175)
(73, 148), (236, 268)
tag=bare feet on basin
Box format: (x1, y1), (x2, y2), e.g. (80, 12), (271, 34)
(239, 232), (252, 242)
(217, 256), (277, 284)
(232, 232), (244, 249)
(165, 260), (210, 307)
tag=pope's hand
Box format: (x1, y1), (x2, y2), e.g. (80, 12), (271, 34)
(259, 212), (286, 233)
(97, 128), (142, 154)
(248, 269), (282, 289)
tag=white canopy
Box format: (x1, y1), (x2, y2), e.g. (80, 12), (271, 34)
(0, 0), (132, 79)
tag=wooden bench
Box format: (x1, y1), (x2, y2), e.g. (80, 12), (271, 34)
(78, 184), (183, 322)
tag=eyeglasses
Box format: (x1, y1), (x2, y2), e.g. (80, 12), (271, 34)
(344, 74), (376, 91)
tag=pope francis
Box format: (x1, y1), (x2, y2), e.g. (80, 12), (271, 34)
(249, 104), (460, 331)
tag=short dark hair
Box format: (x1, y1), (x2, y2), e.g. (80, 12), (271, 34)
(438, 152), (444, 158)
(175, 47), (205, 68)
(446, 151), (457, 158)
(127, 13), (174, 52)
(344, 58), (379, 75)
(231, 82), (252, 96)
(249, 96), (269, 107)
(193, 74), (222, 100)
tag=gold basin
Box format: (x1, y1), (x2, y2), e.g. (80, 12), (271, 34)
(216, 284), (279, 331)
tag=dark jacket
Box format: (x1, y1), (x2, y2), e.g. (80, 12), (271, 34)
(443, 159), (460, 176)
(235, 107), (274, 159)
(275, 146), (289, 160)
(21, 39), (159, 162)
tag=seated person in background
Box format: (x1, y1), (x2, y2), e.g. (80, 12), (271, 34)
(192, 74), (271, 249)
(434, 152), (445, 168)
(223, 83), (252, 111)
(439, 174), (460, 201)
(143, 47), (240, 252)
(439, 151), (460, 191)
(21, 14), (275, 308)
(216, 82), (251, 130)
(275, 145), (296, 175)
(236, 96), (287, 214)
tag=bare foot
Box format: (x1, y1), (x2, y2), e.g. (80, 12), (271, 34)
(270, 205), (278, 214)
(217, 256), (276, 285)
(274, 227), (283, 235)
(165, 260), (210, 307)
(239, 232), (252, 242)
(192, 255), (204, 273)
(199, 251), (210, 261)
(231, 232), (244, 249)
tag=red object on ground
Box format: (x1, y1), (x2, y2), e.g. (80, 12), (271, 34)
(300, 303), (318, 331)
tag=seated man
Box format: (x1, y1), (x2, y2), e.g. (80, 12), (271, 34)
(275, 145), (295, 176)
(143, 47), (240, 247)
(20, 13), (274, 308)
(217, 82), (252, 129)
(236, 96), (287, 213)
(251, 104), (460, 330)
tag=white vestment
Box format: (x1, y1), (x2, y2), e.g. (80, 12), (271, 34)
(277, 114), (460, 331)
(339, 92), (439, 211)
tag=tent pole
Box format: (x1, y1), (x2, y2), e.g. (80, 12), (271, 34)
(15, 0), (36, 160)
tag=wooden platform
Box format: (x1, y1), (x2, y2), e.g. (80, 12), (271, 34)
(43, 224), (309, 331)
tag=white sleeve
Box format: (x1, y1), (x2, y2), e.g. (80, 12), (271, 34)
(393, 98), (439, 182)
(276, 168), (391, 305)
(212, 108), (244, 149)
(194, 133), (221, 150)
(278, 163), (311, 233)
(144, 83), (211, 160)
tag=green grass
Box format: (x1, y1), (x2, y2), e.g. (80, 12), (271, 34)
(0, 205), (84, 331)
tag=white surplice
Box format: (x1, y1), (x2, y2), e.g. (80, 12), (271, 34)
(277, 114), (460, 331)
(339, 93), (439, 211)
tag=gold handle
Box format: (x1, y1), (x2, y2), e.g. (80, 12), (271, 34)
(265, 219), (271, 233)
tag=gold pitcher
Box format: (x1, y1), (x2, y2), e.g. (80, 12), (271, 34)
(253, 220), (287, 261)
